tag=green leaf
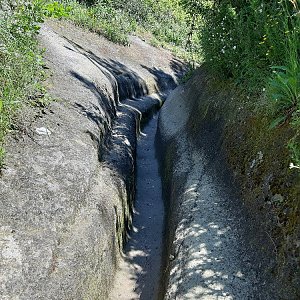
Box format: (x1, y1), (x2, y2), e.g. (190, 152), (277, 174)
(271, 66), (288, 71)
(270, 93), (285, 101)
(269, 115), (286, 129)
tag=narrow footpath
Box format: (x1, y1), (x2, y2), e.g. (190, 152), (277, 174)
(109, 114), (165, 300)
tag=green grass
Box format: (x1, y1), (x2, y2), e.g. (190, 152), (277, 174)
(0, 2), (44, 165)
(0, 1), (69, 166)
(60, 0), (135, 45)
(60, 0), (201, 59)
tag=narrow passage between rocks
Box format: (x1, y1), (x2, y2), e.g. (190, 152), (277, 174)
(109, 113), (164, 300)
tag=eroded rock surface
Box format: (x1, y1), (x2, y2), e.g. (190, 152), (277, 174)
(0, 20), (185, 299)
(158, 69), (286, 299)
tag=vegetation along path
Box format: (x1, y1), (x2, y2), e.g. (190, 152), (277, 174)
(1, 0), (299, 299)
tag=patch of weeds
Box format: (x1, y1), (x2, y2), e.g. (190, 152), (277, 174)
(43, 1), (71, 18)
(0, 4), (43, 165)
(0, 0), (69, 167)
(60, 0), (201, 59)
(268, 64), (300, 127)
(200, 0), (299, 92)
(266, 0), (300, 166)
(61, 0), (135, 45)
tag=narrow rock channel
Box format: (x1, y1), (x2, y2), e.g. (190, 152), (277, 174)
(109, 113), (165, 300)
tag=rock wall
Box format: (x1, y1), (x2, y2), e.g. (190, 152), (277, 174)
(158, 67), (299, 299)
(0, 20), (185, 299)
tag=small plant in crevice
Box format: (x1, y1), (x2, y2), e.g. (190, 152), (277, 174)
(179, 63), (196, 84)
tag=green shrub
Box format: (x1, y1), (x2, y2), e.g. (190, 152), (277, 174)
(43, 1), (71, 18)
(201, 1), (300, 89)
(268, 65), (300, 124)
(288, 137), (300, 169)
(268, 0), (300, 119)
(195, 0), (300, 167)
(61, 0), (195, 52)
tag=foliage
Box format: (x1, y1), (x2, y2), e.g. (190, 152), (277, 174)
(61, 0), (199, 56)
(0, 0), (69, 166)
(288, 137), (300, 168)
(268, 65), (300, 128)
(43, 1), (71, 18)
(198, 0), (300, 166)
(202, 1), (281, 88)
(61, 0), (135, 44)
(0, 2), (40, 164)
(179, 0), (212, 17)
(267, 1), (300, 124)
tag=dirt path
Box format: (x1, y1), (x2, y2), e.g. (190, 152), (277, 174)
(109, 113), (164, 300)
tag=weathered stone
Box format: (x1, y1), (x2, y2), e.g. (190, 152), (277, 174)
(0, 20), (185, 299)
(158, 67), (295, 299)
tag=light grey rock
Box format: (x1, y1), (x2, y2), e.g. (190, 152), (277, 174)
(0, 20), (185, 300)
(158, 68), (281, 299)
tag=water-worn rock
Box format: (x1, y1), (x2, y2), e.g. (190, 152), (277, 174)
(158, 67), (292, 299)
(0, 20), (185, 299)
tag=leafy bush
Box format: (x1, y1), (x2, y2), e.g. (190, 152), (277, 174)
(201, 1), (286, 89)
(199, 0), (300, 166)
(267, 0), (300, 120)
(268, 65), (300, 126)
(43, 1), (71, 18)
